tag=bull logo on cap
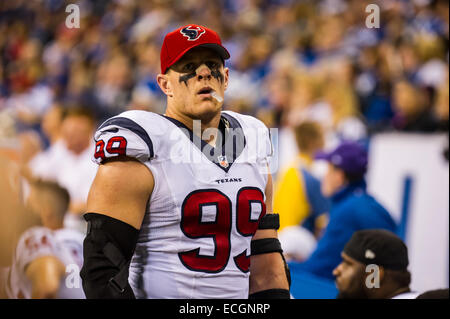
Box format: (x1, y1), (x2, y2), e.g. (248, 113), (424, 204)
(180, 26), (206, 41)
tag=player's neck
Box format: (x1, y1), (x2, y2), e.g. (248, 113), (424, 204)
(42, 215), (64, 231)
(49, 132), (61, 145)
(165, 109), (221, 145)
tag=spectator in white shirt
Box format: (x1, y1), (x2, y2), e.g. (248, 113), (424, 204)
(28, 106), (98, 233)
(27, 104), (65, 181)
(57, 107), (98, 232)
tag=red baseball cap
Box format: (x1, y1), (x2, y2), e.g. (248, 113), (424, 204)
(160, 24), (230, 74)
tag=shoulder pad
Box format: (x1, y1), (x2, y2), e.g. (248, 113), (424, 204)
(93, 111), (159, 164)
(223, 111), (273, 159)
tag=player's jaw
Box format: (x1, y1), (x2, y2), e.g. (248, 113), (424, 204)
(190, 91), (222, 123)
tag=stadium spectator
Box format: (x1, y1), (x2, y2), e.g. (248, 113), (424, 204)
(40, 103), (64, 146)
(333, 229), (420, 299)
(291, 141), (397, 280)
(275, 121), (329, 232)
(1, 0), (447, 139)
(275, 120), (330, 262)
(26, 106), (97, 233)
(56, 107), (98, 232)
(25, 104), (65, 181)
(391, 79), (440, 133)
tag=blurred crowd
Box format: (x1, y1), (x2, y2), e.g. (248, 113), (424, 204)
(0, 0), (448, 135)
(0, 0), (448, 181)
(0, 0), (449, 298)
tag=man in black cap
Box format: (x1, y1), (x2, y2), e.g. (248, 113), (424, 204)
(333, 229), (419, 299)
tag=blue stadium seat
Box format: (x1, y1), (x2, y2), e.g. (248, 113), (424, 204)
(288, 262), (338, 299)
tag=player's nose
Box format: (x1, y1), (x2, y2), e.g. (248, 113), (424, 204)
(196, 64), (212, 80)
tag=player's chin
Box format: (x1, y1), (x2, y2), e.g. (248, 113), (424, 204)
(192, 99), (221, 119)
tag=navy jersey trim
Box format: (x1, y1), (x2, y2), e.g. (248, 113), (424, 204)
(221, 112), (247, 168)
(98, 117), (154, 159)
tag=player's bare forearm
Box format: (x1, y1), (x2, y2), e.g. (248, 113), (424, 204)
(249, 172), (289, 295)
(26, 256), (65, 299)
(249, 228), (290, 294)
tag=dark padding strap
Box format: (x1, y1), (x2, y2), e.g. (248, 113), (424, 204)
(102, 242), (130, 293)
(249, 289), (290, 299)
(258, 213), (280, 230)
(251, 238), (283, 256)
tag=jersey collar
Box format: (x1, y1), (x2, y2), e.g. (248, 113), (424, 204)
(160, 112), (246, 173)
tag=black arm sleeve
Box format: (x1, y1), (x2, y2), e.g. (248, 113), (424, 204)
(80, 213), (139, 299)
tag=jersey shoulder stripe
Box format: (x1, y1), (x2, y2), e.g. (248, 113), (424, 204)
(93, 110), (168, 164)
(98, 116), (154, 158)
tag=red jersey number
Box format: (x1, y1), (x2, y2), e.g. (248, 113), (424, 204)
(94, 136), (127, 160)
(179, 187), (266, 273)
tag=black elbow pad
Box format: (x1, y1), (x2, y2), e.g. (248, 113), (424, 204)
(80, 213), (139, 299)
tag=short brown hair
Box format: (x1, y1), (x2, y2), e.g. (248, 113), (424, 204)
(294, 121), (324, 153)
(61, 105), (96, 124)
(32, 180), (70, 219)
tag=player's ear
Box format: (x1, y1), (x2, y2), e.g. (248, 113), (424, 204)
(223, 67), (229, 91)
(157, 73), (173, 97)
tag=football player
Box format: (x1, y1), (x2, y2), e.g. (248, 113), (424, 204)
(6, 180), (85, 299)
(81, 24), (290, 299)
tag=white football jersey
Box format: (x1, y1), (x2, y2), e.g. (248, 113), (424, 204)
(93, 110), (272, 299)
(7, 226), (85, 299)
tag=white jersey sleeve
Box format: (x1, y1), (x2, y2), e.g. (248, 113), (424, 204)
(14, 227), (59, 274)
(93, 111), (157, 164)
(7, 227), (86, 299)
(7, 227), (59, 299)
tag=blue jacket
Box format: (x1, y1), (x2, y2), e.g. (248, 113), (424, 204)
(296, 180), (397, 280)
